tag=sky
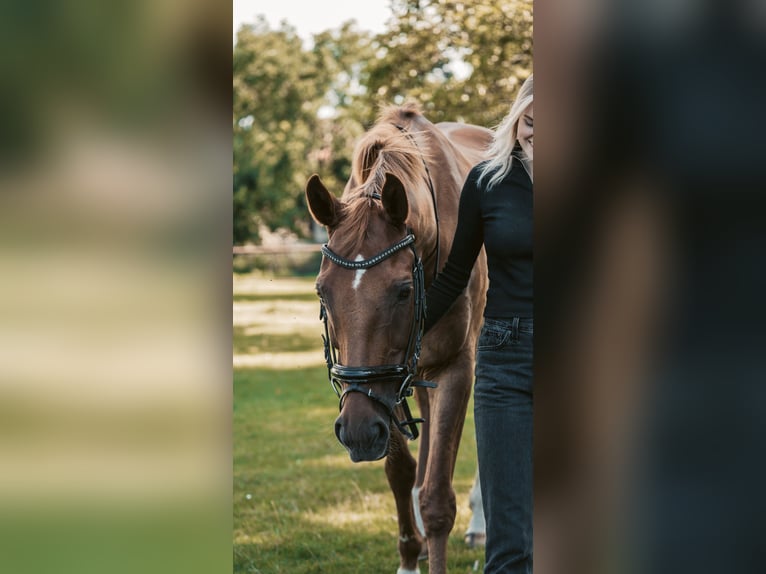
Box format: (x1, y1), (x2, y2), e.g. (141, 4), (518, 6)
(233, 0), (392, 45)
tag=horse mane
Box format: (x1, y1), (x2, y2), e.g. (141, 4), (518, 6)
(336, 103), (433, 255)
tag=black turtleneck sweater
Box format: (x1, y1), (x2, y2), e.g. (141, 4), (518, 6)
(424, 157), (533, 332)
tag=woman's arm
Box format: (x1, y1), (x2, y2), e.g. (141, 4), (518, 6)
(424, 168), (485, 332)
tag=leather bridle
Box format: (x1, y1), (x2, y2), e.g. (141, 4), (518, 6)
(318, 124), (440, 441)
(319, 218), (436, 441)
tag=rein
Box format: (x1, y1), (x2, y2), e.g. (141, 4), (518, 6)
(318, 124), (441, 441)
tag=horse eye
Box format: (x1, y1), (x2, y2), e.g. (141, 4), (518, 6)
(396, 284), (413, 301)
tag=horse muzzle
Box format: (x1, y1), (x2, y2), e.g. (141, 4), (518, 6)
(334, 401), (390, 462)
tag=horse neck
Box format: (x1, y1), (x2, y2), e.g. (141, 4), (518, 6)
(395, 127), (462, 283)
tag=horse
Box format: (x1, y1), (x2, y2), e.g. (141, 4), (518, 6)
(306, 103), (490, 574)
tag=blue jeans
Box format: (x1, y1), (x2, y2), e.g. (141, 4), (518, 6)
(474, 317), (533, 573)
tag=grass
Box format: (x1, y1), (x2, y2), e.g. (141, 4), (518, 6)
(234, 273), (483, 573)
(232, 326), (321, 355)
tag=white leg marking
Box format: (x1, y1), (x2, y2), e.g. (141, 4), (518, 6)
(351, 255), (366, 290)
(396, 569), (420, 574)
(412, 486), (426, 538)
(466, 473), (486, 535)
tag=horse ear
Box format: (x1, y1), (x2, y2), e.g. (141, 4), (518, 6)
(306, 174), (340, 228)
(381, 173), (409, 226)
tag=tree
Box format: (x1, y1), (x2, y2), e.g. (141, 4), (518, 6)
(233, 18), (373, 244)
(233, 18), (328, 244)
(366, 0), (532, 127)
(309, 22), (376, 199)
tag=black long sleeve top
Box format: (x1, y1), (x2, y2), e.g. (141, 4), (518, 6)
(424, 156), (533, 332)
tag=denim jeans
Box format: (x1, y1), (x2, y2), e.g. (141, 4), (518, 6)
(474, 317), (533, 573)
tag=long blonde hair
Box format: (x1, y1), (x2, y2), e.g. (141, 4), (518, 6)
(478, 74), (533, 190)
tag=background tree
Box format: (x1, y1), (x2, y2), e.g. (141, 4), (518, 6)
(233, 18), (373, 244)
(233, 18), (327, 244)
(366, 0), (532, 126)
(309, 23), (376, 209)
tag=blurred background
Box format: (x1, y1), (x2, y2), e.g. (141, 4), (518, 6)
(0, 0), (231, 573)
(535, 1), (766, 573)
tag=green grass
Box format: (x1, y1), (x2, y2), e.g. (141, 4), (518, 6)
(233, 326), (321, 355)
(234, 274), (483, 573)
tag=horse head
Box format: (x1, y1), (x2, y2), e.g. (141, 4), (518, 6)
(307, 172), (424, 462)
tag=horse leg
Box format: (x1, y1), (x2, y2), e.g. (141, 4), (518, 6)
(465, 469), (486, 548)
(414, 386), (431, 489)
(417, 360), (473, 574)
(411, 388), (430, 544)
(385, 427), (424, 574)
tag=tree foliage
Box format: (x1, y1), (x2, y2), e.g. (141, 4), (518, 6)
(233, 1), (532, 244)
(232, 18), (325, 243)
(366, 0), (532, 126)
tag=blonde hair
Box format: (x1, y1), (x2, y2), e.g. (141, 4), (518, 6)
(478, 74), (533, 190)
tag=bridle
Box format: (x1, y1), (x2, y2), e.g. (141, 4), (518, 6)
(319, 216), (436, 441)
(319, 126), (440, 441)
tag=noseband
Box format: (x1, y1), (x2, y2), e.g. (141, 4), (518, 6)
(319, 213), (437, 441)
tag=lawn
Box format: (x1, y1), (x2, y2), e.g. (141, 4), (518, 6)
(233, 273), (483, 573)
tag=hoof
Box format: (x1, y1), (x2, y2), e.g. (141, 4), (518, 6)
(464, 532), (486, 549)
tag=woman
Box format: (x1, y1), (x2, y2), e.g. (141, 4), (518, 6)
(425, 74), (533, 573)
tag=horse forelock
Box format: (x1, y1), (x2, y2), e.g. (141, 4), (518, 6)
(333, 197), (377, 256)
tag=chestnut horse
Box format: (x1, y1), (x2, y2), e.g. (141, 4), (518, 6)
(306, 104), (490, 574)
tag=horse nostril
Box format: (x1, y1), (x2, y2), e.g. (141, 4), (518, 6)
(373, 420), (389, 443)
(334, 418), (344, 444)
